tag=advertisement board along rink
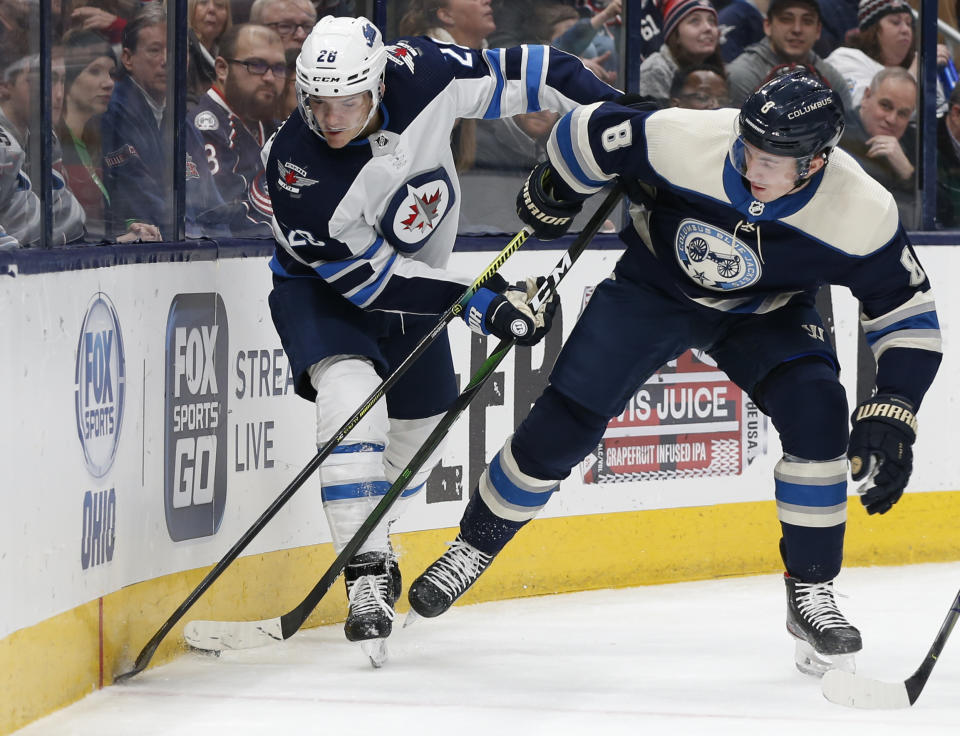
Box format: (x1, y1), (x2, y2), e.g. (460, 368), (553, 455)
(2, 241), (960, 734)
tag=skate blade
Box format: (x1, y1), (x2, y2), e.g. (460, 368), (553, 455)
(403, 609), (421, 629)
(360, 639), (389, 668)
(794, 640), (856, 678)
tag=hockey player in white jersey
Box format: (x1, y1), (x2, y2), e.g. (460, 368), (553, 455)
(409, 71), (942, 677)
(262, 15), (619, 656)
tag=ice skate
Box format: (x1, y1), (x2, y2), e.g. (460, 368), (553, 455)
(408, 535), (494, 618)
(784, 574), (861, 677)
(344, 551), (401, 652)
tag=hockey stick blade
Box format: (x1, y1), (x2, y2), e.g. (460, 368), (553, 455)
(822, 587), (960, 709)
(821, 669), (911, 709)
(179, 186), (623, 651)
(115, 227), (533, 681)
(184, 618), (283, 652)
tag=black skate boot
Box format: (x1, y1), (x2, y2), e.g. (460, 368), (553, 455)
(408, 535), (494, 618)
(784, 573), (862, 677)
(343, 551), (400, 643)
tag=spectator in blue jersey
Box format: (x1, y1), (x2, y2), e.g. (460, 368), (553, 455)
(639, 0), (723, 103)
(262, 15), (619, 662)
(409, 71), (942, 681)
(725, 0), (852, 112)
(188, 23), (284, 237)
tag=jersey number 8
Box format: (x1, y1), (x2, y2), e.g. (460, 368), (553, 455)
(602, 121), (632, 152)
(900, 246), (927, 287)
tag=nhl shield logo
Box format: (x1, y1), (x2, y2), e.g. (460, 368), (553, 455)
(674, 218), (761, 291)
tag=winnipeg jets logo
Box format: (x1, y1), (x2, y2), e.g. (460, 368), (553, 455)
(402, 187), (442, 232)
(386, 42), (420, 72)
(382, 169), (455, 253)
(277, 160), (319, 197)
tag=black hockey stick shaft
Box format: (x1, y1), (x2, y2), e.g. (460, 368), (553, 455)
(904, 587), (960, 704)
(116, 227), (533, 681)
(276, 186), (623, 640)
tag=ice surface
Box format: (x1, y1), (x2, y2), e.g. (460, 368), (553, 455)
(13, 562), (960, 736)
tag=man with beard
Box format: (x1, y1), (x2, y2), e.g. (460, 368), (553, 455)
(189, 23), (284, 236)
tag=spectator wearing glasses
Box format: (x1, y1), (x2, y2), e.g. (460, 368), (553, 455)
(249, 0), (315, 120)
(187, 0), (232, 101)
(840, 66), (917, 226)
(669, 63), (730, 108)
(188, 23), (284, 237)
(248, 0), (316, 51)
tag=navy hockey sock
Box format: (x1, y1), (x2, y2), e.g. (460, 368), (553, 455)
(460, 489), (529, 556)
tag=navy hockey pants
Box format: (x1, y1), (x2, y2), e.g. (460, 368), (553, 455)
(463, 268), (849, 582)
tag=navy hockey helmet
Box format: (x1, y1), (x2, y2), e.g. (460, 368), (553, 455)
(731, 70), (845, 183)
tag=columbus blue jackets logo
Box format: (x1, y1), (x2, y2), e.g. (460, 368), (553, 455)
(674, 218), (761, 291)
(381, 168), (455, 252)
(194, 110), (219, 131)
(277, 160), (319, 197)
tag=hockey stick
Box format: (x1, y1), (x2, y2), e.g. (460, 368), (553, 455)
(115, 226), (535, 682)
(182, 185), (623, 652)
(822, 587), (960, 709)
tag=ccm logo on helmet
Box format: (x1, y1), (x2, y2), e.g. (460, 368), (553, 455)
(787, 98), (832, 119)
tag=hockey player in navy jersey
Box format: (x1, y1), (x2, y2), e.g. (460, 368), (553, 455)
(262, 16), (619, 656)
(409, 71), (942, 677)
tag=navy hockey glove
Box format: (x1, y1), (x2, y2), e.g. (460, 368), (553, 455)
(464, 275), (556, 346)
(847, 394), (918, 515)
(516, 161), (583, 240)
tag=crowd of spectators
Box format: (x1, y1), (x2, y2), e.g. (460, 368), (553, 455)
(1, 0), (959, 248)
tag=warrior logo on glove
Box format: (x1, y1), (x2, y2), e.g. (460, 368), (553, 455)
(847, 395), (918, 515)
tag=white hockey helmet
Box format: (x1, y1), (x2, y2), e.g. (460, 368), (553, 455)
(295, 15), (387, 139)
